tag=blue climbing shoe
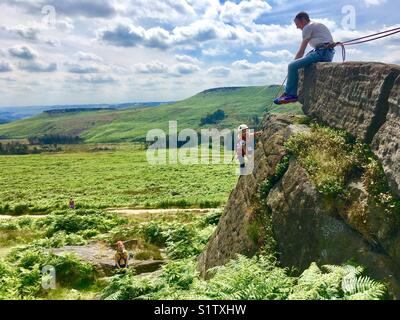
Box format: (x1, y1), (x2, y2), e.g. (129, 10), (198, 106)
(274, 94), (298, 105)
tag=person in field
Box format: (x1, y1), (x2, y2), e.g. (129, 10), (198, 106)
(236, 124), (263, 170)
(114, 241), (129, 269)
(274, 11), (335, 105)
(69, 198), (75, 209)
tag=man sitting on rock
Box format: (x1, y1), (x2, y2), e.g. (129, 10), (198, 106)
(114, 241), (129, 269)
(274, 11), (335, 105)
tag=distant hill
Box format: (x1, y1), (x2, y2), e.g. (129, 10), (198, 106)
(44, 108), (116, 115)
(0, 86), (303, 143)
(0, 102), (169, 124)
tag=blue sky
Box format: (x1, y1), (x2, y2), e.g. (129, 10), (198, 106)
(0, 0), (399, 107)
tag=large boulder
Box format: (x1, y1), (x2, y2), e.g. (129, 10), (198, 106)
(197, 114), (309, 278)
(299, 62), (400, 143)
(267, 160), (400, 295)
(299, 62), (400, 196)
(197, 112), (400, 297)
(51, 242), (165, 277)
(198, 62), (400, 297)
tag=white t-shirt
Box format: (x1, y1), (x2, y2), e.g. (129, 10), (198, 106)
(302, 21), (333, 48)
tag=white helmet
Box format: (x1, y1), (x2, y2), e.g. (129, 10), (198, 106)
(238, 124), (249, 132)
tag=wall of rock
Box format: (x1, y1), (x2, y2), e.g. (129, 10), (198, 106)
(299, 62), (400, 197)
(197, 62), (400, 298)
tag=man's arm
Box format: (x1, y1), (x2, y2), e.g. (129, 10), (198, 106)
(295, 38), (311, 60)
(114, 254), (121, 268)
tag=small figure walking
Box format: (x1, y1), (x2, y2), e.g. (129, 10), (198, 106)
(69, 198), (75, 209)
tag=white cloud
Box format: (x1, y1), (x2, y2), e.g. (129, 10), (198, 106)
(232, 59), (253, 70)
(99, 24), (146, 47)
(98, 20), (227, 50)
(0, 0), (397, 106)
(56, 18), (75, 32)
(120, 0), (197, 25)
(75, 51), (103, 62)
(171, 63), (200, 76)
(232, 59), (286, 81)
(19, 61), (57, 72)
(364, 0), (386, 7)
(175, 54), (201, 64)
(220, 0), (272, 25)
(244, 49), (253, 56)
(135, 61), (169, 74)
(4, 24), (40, 41)
(65, 63), (101, 74)
(44, 38), (61, 47)
(207, 66), (231, 77)
(8, 45), (38, 60)
(202, 47), (229, 56)
(5, 0), (117, 18)
(0, 61), (13, 72)
(73, 74), (117, 84)
(259, 49), (293, 60)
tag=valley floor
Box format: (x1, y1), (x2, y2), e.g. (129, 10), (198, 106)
(0, 143), (389, 300)
(0, 144), (238, 214)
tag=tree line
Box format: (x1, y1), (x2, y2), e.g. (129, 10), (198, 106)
(0, 142), (30, 155)
(28, 134), (83, 145)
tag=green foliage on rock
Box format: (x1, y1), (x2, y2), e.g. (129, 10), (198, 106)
(285, 124), (400, 212)
(285, 125), (355, 195)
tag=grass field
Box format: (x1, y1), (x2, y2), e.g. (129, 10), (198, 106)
(0, 144), (238, 214)
(0, 86), (303, 143)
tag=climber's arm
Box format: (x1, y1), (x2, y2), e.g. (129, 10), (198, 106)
(295, 38), (311, 60)
(249, 131), (263, 138)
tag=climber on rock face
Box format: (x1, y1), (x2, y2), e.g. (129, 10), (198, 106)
(274, 11), (336, 105)
(236, 124), (262, 170)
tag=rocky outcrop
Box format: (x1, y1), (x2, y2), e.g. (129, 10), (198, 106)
(197, 114), (309, 278)
(198, 62), (400, 297)
(299, 62), (400, 197)
(266, 161), (400, 294)
(51, 241), (165, 277)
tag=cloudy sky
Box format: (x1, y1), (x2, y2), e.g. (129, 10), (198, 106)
(0, 0), (399, 107)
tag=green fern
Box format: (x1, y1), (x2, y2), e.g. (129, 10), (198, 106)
(344, 276), (386, 300)
(289, 263), (387, 300)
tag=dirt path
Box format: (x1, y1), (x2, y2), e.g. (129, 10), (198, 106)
(0, 208), (222, 220)
(107, 208), (222, 216)
(0, 214), (46, 220)
(0, 246), (14, 258)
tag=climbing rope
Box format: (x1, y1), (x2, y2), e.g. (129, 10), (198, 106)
(268, 75), (287, 108)
(254, 75), (288, 115)
(333, 26), (400, 62)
